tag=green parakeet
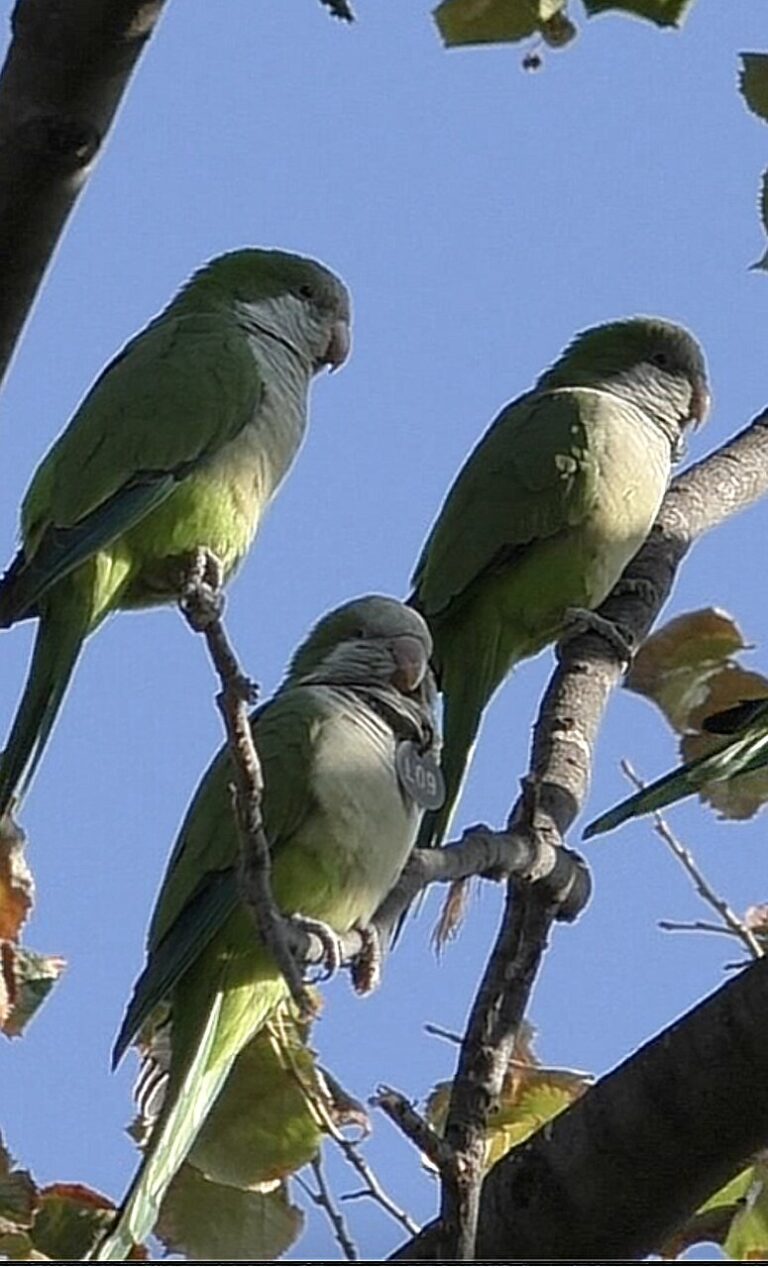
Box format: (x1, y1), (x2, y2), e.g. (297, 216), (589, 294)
(0, 248), (351, 819)
(93, 594), (438, 1260)
(411, 317), (710, 850)
(584, 697), (768, 838)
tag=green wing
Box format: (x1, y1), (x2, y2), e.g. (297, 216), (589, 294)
(16, 313), (263, 610)
(413, 389), (602, 616)
(113, 692), (322, 1063)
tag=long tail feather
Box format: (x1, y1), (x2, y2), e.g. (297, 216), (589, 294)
(584, 727), (768, 839)
(0, 606), (88, 818)
(94, 942), (286, 1260)
(92, 995), (227, 1261)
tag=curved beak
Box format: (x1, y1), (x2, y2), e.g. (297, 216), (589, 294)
(390, 634), (430, 694)
(689, 376), (711, 428)
(321, 318), (351, 372)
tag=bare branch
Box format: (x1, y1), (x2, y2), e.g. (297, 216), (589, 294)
(0, 0), (168, 390)
(297, 1157), (359, 1262)
(371, 1086), (456, 1179)
(292, 1063), (421, 1238)
(622, 760), (764, 960)
(179, 555), (316, 1020)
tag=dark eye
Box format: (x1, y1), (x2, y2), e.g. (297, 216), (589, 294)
(299, 283), (315, 300)
(650, 350), (670, 369)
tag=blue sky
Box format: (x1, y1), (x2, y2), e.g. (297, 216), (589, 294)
(1, 0), (766, 1258)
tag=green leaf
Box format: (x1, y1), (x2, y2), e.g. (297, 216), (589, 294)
(433, 0), (567, 48)
(156, 1167), (304, 1261)
(31, 1186), (121, 1262)
(1, 947), (66, 1039)
(740, 54), (768, 125)
(0, 1231), (48, 1259)
(0, 1136), (36, 1238)
(583, 0), (693, 25)
(187, 1021), (322, 1190)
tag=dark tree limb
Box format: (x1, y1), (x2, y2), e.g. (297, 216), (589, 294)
(394, 956), (768, 1260)
(390, 405), (768, 1259)
(0, 0), (168, 389)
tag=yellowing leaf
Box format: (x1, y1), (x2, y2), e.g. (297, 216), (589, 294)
(582, 0), (694, 25)
(433, 0), (568, 48)
(627, 609), (752, 732)
(485, 1077), (584, 1168)
(725, 1162), (768, 1260)
(156, 1167), (303, 1261)
(425, 1026), (589, 1172)
(740, 54), (768, 125)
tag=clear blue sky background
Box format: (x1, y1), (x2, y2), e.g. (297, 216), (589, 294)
(1, 0), (767, 1259)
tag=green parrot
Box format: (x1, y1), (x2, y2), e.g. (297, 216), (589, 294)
(93, 594), (438, 1260)
(0, 248), (351, 819)
(584, 697), (768, 838)
(410, 317), (710, 850)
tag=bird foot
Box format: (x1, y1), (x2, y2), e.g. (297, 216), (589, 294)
(179, 548), (225, 631)
(349, 923), (382, 995)
(560, 607), (635, 663)
(287, 912), (344, 981)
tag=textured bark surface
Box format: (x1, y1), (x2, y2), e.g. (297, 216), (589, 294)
(390, 407), (768, 1260)
(0, 0), (168, 388)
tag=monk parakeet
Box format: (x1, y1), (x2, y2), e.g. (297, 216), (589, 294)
(93, 594), (438, 1260)
(411, 317), (710, 850)
(584, 697), (768, 838)
(0, 248), (351, 819)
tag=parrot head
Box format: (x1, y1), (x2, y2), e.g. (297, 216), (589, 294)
(537, 316), (710, 452)
(286, 595), (434, 699)
(176, 247), (351, 373)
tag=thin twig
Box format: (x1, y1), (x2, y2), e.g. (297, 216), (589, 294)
(319, 0), (355, 18)
(302, 1155), (359, 1261)
(288, 1050), (421, 1236)
(621, 760), (764, 961)
(424, 1022), (463, 1045)
(180, 553), (316, 1018)
(371, 1086), (457, 1179)
(658, 918), (754, 939)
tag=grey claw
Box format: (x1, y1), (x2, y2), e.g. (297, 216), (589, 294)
(288, 912), (343, 980)
(560, 606), (635, 663)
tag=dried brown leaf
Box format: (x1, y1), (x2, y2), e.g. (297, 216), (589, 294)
(0, 820), (33, 942)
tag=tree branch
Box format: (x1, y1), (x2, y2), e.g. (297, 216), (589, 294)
(180, 559), (317, 1020)
(395, 957), (768, 1260)
(394, 406), (768, 1259)
(0, 0), (168, 389)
